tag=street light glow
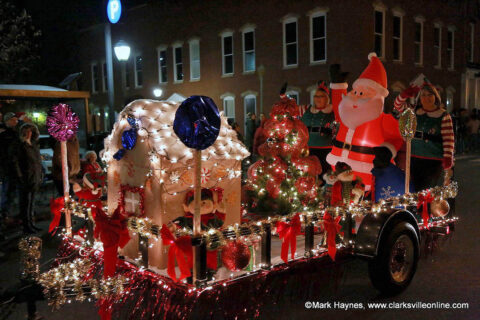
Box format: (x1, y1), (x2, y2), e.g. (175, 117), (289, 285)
(114, 40), (131, 61)
(33, 112), (40, 118)
(153, 88), (163, 98)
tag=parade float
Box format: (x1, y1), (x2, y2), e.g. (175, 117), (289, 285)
(14, 55), (458, 320)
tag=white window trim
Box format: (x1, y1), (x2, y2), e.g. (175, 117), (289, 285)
(434, 23), (442, 69)
(308, 9), (328, 65)
(172, 41), (184, 83)
(414, 16), (425, 66)
(221, 93), (235, 120)
(188, 38), (201, 81)
(286, 89), (300, 104)
(157, 45), (168, 84)
(470, 23), (475, 63)
(392, 8), (404, 62)
(101, 60), (108, 92)
(281, 14), (299, 69)
(91, 62), (99, 94)
(220, 30), (234, 77)
(243, 94), (257, 133)
(447, 26), (455, 70)
(241, 25), (256, 74)
(374, 8), (386, 59)
(133, 53), (143, 88)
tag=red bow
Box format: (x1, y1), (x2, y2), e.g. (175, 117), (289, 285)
(94, 206), (131, 278)
(161, 225), (193, 282)
(323, 212), (342, 261)
(276, 214), (302, 263)
(417, 192), (434, 229)
(49, 197), (65, 235)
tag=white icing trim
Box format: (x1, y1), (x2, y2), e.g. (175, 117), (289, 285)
(330, 83), (348, 89)
(353, 78), (389, 97)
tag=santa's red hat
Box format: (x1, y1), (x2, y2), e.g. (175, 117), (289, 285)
(353, 52), (389, 97)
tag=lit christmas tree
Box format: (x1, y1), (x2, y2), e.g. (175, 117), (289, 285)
(246, 97), (323, 216)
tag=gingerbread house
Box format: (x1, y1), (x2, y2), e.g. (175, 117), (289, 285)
(102, 99), (249, 269)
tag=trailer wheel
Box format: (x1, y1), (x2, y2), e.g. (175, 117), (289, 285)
(368, 221), (419, 296)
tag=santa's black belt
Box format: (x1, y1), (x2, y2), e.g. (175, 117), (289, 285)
(332, 139), (376, 155)
(309, 127), (333, 135)
(414, 131), (442, 143)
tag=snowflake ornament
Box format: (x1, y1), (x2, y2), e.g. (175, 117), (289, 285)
(380, 186), (395, 199)
(169, 171), (181, 184)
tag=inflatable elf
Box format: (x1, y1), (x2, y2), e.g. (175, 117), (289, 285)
(394, 80), (455, 191)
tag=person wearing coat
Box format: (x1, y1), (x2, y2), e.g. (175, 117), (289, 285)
(11, 123), (43, 234)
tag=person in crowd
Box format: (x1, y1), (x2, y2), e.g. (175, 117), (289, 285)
(231, 122), (244, 143)
(394, 82), (455, 191)
(52, 135), (81, 196)
(0, 112), (20, 221)
(244, 113), (257, 153)
(466, 112), (480, 152)
(11, 123), (43, 234)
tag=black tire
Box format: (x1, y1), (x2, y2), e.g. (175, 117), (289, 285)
(368, 221), (419, 296)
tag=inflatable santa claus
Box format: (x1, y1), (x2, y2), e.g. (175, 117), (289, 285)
(327, 53), (404, 190)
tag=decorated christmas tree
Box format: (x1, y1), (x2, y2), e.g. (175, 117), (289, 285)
(246, 97), (322, 216)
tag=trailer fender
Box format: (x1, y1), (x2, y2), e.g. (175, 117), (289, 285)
(354, 209), (420, 258)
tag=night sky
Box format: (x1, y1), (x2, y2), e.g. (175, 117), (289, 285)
(13, 0), (148, 86)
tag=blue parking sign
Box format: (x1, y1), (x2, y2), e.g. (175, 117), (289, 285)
(107, 0), (122, 24)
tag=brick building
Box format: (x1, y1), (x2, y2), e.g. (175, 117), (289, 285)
(77, 0), (480, 133)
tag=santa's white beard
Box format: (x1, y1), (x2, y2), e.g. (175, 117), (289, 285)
(338, 94), (384, 129)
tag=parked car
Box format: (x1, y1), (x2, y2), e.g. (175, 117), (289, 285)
(38, 134), (54, 180)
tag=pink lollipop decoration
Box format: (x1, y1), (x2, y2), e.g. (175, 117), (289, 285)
(46, 103), (80, 141)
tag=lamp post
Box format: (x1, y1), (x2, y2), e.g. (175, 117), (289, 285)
(257, 65), (265, 114)
(105, 0), (123, 130)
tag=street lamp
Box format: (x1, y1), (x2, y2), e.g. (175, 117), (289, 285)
(153, 88), (163, 98)
(114, 40), (130, 61)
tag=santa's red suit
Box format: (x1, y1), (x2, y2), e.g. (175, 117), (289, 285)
(327, 53), (404, 190)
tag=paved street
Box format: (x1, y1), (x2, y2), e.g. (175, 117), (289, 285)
(1, 155), (479, 320)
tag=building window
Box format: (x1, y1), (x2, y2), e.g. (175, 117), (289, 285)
(310, 11), (327, 63)
(244, 94), (257, 132)
(447, 27), (455, 70)
(434, 24), (442, 68)
(283, 16), (298, 67)
(189, 39), (200, 80)
(414, 19), (424, 65)
(102, 61), (108, 92)
(392, 15), (402, 61)
(157, 46), (167, 83)
(222, 32), (234, 75)
(286, 90), (299, 104)
(242, 28), (255, 73)
(469, 23), (475, 63)
(374, 10), (385, 58)
(446, 88), (454, 113)
(124, 60), (131, 89)
(222, 96), (235, 123)
(91, 63), (99, 93)
(134, 54), (143, 88)
(173, 44), (183, 82)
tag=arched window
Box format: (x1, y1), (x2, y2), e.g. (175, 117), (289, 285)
(221, 93), (235, 123)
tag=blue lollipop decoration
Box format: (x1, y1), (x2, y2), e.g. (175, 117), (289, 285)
(113, 116), (138, 160)
(173, 96), (221, 150)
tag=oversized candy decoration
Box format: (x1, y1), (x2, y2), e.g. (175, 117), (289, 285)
(113, 117), (138, 160)
(221, 240), (251, 271)
(430, 199), (450, 218)
(46, 103), (79, 141)
(173, 95), (221, 150)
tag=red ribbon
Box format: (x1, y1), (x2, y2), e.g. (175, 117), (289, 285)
(160, 225), (193, 282)
(94, 206), (131, 278)
(323, 212), (342, 261)
(49, 197), (65, 235)
(417, 192), (434, 229)
(276, 214), (301, 263)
